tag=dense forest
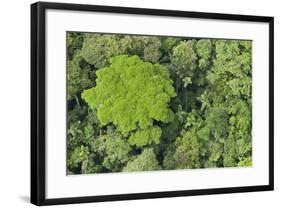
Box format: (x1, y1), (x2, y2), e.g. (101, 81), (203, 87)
(67, 32), (252, 174)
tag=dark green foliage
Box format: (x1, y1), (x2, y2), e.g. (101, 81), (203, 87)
(196, 39), (212, 69)
(121, 35), (162, 63)
(171, 40), (197, 79)
(67, 32), (252, 174)
(174, 130), (201, 169)
(67, 145), (89, 171)
(123, 148), (161, 172)
(81, 34), (126, 68)
(143, 37), (162, 63)
(67, 32), (84, 60)
(91, 128), (132, 172)
(67, 52), (93, 100)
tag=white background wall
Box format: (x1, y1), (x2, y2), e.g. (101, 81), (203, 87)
(0, 0), (279, 207)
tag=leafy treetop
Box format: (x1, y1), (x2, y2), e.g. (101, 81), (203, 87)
(123, 148), (160, 172)
(82, 55), (176, 147)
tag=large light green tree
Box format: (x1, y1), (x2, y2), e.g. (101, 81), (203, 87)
(82, 55), (176, 147)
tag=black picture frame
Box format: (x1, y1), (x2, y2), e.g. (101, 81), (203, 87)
(31, 1), (274, 206)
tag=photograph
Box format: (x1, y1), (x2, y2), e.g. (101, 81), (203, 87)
(30, 2), (273, 205)
(66, 32), (253, 175)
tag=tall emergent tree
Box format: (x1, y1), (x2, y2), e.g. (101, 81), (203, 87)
(82, 55), (176, 147)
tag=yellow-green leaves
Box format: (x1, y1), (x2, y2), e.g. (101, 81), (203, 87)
(128, 126), (162, 147)
(82, 55), (176, 147)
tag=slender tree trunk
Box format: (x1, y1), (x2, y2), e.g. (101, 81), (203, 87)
(75, 95), (80, 108)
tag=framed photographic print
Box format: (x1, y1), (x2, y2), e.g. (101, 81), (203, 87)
(31, 1), (274, 206)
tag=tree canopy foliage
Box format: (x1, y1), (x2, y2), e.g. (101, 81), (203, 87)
(82, 55), (176, 147)
(67, 32), (252, 174)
